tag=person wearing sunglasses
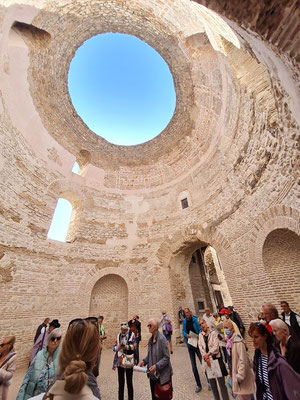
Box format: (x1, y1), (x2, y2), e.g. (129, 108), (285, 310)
(30, 319), (61, 365)
(249, 322), (300, 400)
(31, 319), (101, 399)
(198, 319), (229, 400)
(139, 319), (173, 400)
(17, 328), (62, 400)
(0, 335), (17, 400)
(113, 322), (136, 400)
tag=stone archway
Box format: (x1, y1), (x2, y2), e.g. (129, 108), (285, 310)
(89, 274), (128, 347)
(263, 228), (300, 308)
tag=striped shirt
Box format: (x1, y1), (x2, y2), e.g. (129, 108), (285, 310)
(258, 354), (273, 400)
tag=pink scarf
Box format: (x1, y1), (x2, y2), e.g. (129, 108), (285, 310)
(226, 337), (232, 355)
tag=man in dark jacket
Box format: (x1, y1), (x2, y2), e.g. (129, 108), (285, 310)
(228, 306), (245, 336)
(33, 317), (50, 343)
(281, 301), (300, 338)
(128, 315), (141, 364)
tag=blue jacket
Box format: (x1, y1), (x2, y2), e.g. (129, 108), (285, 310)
(182, 316), (202, 347)
(17, 346), (61, 400)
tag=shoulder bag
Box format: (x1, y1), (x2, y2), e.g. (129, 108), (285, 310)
(119, 332), (134, 368)
(154, 381), (173, 400)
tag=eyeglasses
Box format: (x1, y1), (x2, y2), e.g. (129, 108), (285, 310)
(68, 317), (99, 332)
(0, 342), (10, 347)
(50, 336), (61, 342)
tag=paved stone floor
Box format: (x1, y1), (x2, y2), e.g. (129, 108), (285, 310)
(10, 346), (215, 399)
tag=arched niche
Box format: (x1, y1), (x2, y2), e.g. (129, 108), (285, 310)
(89, 274), (128, 347)
(263, 228), (300, 308)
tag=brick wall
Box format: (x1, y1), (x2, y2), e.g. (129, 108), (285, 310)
(0, 1), (299, 367)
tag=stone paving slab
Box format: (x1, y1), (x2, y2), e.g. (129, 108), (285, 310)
(10, 346), (215, 399)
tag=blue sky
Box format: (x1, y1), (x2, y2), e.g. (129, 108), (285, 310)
(68, 33), (176, 145)
(49, 33), (176, 241)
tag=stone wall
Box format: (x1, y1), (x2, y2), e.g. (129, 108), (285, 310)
(263, 229), (300, 309)
(0, 0), (299, 367)
(90, 274), (128, 347)
(189, 252), (214, 315)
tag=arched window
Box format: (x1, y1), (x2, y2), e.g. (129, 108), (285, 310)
(72, 162), (80, 174)
(71, 150), (91, 176)
(47, 198), (73, 242)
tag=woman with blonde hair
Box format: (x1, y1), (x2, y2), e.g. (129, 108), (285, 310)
(223, 320), (255, 400)
(17, 329), (62, 400)
(198, 319), (229, 400)
(0, 335), (17, 400)
(37, 318), (101, 399)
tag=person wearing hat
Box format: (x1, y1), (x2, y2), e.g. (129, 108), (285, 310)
(29, 319), (61, 364)
(228, 306), (245, 336)
(128, 315), (141, 364)
(33, 318), (50, 344)
(112, 322), (136, 400)
(219, 309), (239, 339)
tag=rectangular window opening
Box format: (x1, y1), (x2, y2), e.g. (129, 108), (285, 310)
(181, 198), (189, 209)
(198, 301), (205, 311)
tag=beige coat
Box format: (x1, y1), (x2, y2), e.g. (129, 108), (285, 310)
(46, 380), (99, 399)
(0, 351), (17, 400)
(231, 333), (256, 395)
(198, 329), (220, 358)
(223, 319), (240, 338)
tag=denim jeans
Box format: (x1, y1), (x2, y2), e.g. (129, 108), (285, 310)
(187, 345), (202, 387)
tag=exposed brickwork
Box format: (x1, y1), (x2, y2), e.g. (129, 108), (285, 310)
(193, 0), (300, 61)
(89, 274), (129, 347)
(263, 228), (300, 309)
(0, 1), (299, 368)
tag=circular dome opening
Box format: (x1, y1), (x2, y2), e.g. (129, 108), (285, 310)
(68, 33), (176, 146)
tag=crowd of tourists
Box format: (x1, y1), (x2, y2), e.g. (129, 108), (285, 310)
(0, 301), (300, 399)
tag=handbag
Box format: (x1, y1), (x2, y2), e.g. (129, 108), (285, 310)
(119, 353), (134, 368)
(154, 381), (173, 400)
(165, 322), (173, 334)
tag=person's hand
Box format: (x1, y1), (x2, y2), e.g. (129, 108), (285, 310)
(222, 338), (227, 342)
(149, 365), (157, 374)
(203, 353), (210, 362)
(138, 361), (144, 367)
(118, 345), (124, 351)
(186, 334), (191, 339)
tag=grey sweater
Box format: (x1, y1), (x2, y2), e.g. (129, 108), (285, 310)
(143, 331), (173, 385)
